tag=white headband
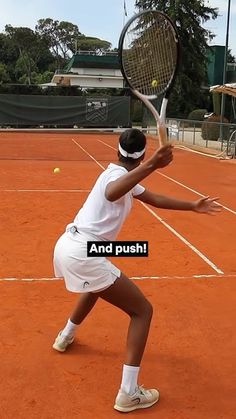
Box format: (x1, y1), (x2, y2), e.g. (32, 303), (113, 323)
(118, 143), (145, 159)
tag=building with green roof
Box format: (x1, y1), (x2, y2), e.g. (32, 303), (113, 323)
(52, 51), (124, 88)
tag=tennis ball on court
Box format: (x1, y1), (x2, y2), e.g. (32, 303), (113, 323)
(53, 167), (60, 174)
(151, 79), (158, 87)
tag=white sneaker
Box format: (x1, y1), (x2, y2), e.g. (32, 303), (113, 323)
(52, 331), (74, 352)
(114, 385), (160, 412)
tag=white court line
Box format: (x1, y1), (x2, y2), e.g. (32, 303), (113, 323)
(0, 273), (235, 282)
(74, 138), (224, 274)
(98, 139), (236, 216)
(98, 139), (116, 151)
(1, 189), (90, 193)
(72, 138), (105, 169)
(175, 144), (234, 160)
(140, 202), (223, 274)
(156, 171), (236, 216)
(175, 145), (221, 159)
(131, 274), (235, 280)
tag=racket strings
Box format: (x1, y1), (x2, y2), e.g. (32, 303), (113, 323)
(121, 12), (178, 97)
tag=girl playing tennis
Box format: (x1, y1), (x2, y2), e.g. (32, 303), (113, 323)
(53, 128), (221, 413)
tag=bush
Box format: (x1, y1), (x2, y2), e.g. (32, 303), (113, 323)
(188, 109), (207, 121)
(0, 84), (83, 96)
(201, 114), (230, 141)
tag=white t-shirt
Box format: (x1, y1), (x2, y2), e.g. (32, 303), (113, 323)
(73, 163), (145, 241)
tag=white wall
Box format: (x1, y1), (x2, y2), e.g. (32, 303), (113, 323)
(70, 76), (124, 88)
(70, 67), (122, 77)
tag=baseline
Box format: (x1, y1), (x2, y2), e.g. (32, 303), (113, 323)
(0, 273), (235, 281)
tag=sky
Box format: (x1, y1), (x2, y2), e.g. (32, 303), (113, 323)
(0, 0), (235, 57)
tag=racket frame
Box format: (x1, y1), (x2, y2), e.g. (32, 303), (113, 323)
(118, 10), (180, 146)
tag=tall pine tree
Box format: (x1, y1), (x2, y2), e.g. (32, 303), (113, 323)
(135, 0), (218, 116)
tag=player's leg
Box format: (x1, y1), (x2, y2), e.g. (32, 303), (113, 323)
(98, 273), (159, 412)
(53, 293), (99, 352)
(99, 273), (152, 366)
(70, 292), (99, 324)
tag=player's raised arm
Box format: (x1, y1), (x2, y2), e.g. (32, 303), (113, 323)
(105, 145), (173, 202)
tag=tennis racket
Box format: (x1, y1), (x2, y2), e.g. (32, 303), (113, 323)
(118, 9), (180, 146)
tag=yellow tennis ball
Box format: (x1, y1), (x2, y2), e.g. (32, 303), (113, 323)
(53, 167), (60, 174)
(151, 79), (158, 87)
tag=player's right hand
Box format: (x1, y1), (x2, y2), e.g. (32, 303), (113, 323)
(148, 144), (173, 169)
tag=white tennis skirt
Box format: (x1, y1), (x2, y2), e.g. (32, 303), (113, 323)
(53, 225), (120, 293)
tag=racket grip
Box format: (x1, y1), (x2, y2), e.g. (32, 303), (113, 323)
(158, 124), (168, 146)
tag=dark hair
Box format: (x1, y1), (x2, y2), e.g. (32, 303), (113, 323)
(118, 128), (146, 162)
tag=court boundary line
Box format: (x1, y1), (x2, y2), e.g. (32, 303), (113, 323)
(0, 273), (235, 282)
(72, 138), (224, 274)
(72, 138), (104, 169)
(139, 202), (223, 274)
(156, 171), (236, 216)
(95, 136), (220, 160)
(174, 145), (222, 159)
(174, 144), (236, 160)
(98, 139), (236, 216)
(0, 189), (90, 193)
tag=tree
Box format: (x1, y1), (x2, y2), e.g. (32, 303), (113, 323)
(0, 19), (113, 85)
(74, 36), (111, 54)
(35, 18), (81, 65)
(5, 26), (38, 84)
(0, 33), (19, 82)
(135, 0), (219, 117)
(0, 63), (10, 83)
(35, 18), (112, 64)
(4, 25), (54, 84)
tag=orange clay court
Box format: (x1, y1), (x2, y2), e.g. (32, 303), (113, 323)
(0, 131), (236, 419)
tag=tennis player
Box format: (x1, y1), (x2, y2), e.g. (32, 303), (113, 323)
(53, 128), (222, 413)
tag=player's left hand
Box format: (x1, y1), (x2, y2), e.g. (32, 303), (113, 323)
(193, 196), (222, 215)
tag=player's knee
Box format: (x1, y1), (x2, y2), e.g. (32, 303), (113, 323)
(142, 299), (153, 321)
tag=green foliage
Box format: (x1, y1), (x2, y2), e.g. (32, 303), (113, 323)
(135, 0), (219, 117)
(0, 63), (10, 83)
(75, 36), (111, 53)
(0, 84), (84, 96)
(34, 71), (55, 84)
(4, 25), (55, 84)
(0, 33), (18, 66)
(35, 18), (81, 61)
(188, 109), (207, 121)
(17, 71), (54, 85)
(0, 84), (42, 94)
(0, 19), (113, 87)
(201, 114), (230, 141)
(15, 53), (37, 83)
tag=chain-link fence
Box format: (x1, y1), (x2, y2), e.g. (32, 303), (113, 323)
(166, 118), (236, 158)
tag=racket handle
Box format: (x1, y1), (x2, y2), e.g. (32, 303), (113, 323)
(158, 124), (168, 146)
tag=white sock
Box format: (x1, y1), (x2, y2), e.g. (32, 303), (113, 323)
(61, 319), (77, 338)
(120, 364), (140, 395)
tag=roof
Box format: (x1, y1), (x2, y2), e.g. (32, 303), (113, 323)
(210, 83), (236, 97)
(64, 53), (120, 72)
